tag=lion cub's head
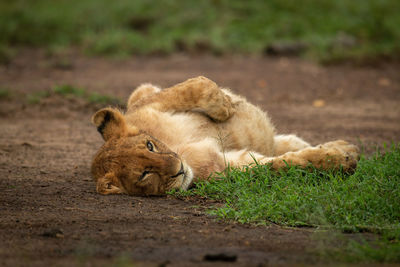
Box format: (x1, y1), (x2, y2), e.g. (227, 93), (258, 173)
(91, 108), (193, 196)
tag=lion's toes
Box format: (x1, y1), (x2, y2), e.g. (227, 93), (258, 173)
(337, 148), (359, 172)
(207, 106), (232, 121)
(203, 92), (234, 121)
(321, 140), (360, 172)
(342, 144), (360, 171)
(324, 140), (359, 159)
(217, 97), (234, 121)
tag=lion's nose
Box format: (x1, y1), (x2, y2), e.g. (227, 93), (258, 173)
(170, 163), (184, 178)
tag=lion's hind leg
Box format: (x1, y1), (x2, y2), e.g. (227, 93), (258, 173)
(273, 140), (359, 172)
(226, 140), (359, 173)
(127, 83), (161, 111)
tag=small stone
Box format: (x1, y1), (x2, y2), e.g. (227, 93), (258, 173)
(41, 228), (64, 238)
(378, 78), (391, 87)
(312, 99), (325, 108)
(256, 79), (268, 88)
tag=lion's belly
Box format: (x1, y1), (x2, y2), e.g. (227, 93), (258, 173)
(166, 109), (275, 157)
(165, 107), (275, 156)
(166, 112), (220, 144)
(218, 93), (276, 156)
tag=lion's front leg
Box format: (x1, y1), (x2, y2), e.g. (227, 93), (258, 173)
(143, 76), (234, 121)
(226, 140), (359, 172)
(271, 140), (360, 172)
(191, 77), (234, 121)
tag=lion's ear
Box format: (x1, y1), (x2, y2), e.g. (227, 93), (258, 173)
(92, 108), (131, 141)
(96, 172), (125, 195)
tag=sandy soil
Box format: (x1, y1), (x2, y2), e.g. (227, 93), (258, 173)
(0, 50), (399, 266)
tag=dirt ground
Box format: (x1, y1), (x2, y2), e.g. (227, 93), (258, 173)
(1, 50), (399, 266)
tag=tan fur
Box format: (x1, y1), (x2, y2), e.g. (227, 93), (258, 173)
(91, 76), (359, 196)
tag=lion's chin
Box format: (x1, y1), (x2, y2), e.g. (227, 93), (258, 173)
(180, 165), (193, 190)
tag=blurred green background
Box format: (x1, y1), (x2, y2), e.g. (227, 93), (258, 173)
(1, 0), (399, 62)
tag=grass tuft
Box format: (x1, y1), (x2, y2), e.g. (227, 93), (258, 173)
(53, 84), (86, 97)
(27, 91), (51, 104)
(24, 85), (122, 106)
(0, 88), (11, 99)
(87, 92), (121, 105)
(53, 84), (122, 105)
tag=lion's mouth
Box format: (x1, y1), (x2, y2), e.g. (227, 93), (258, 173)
(180, 165), (193, 190)
(170, 163), (185, 179)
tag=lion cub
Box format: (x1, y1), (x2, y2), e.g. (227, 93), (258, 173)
(91, 76), (359, 196)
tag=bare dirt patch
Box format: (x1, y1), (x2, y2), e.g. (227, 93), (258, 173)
(1, 50), (399, 266)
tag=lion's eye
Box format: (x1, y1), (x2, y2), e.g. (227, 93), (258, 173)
(147, 141), (154, 152)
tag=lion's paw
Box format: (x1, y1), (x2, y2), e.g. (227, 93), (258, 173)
(182, 76), (234, 121)
(206, 93), (234, 121)
(320, 140), (360, 172)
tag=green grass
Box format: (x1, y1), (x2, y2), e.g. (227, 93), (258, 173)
(86, 92), (122, 105)
(0, 0), (399, 61)
(0, 88), (11, 99)
(54, 85), (122, 105)
(26, 90), (51, 104)
(171, 144), (400, 262)
(25, 85), (122, 105)
(313, 229), (400, 263)
(53, 84), (86, 97)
